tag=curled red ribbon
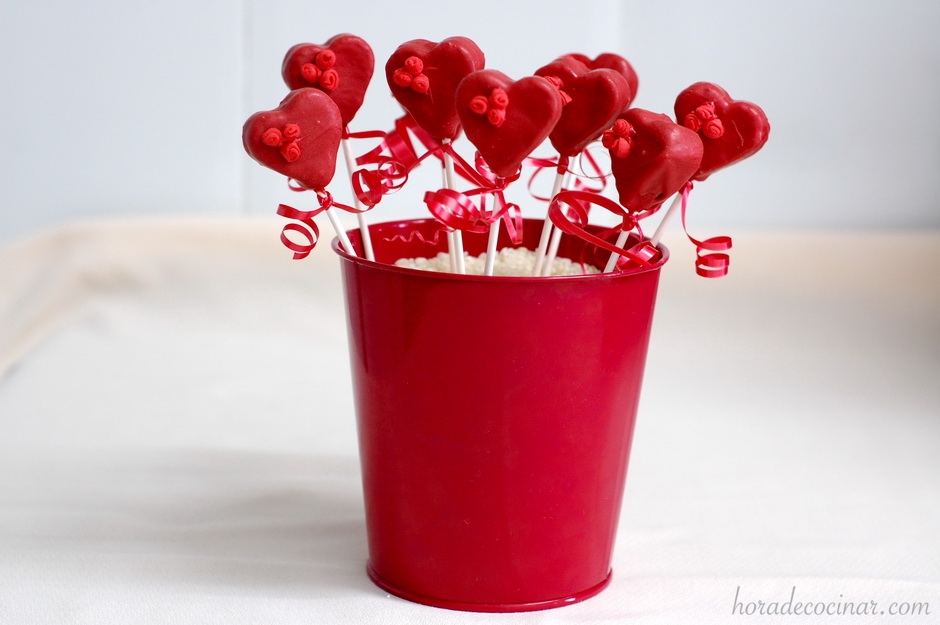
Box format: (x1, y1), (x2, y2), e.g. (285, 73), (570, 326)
(679, 183), (732, 277)
(345, 115), (435, 208)
(277, 201), (325, 260)
(351, 160), (408, 208)
(469, 154), (524, 244)
(277, 189), (365, 259)
(350, 115), (435, 172)
(547, 190), (660, 269)
(348, 115), (494, 210)
(383, 227), (448, 246)
(423, 187), (523, 244)
(347, 115), (528, 216)
(423, 188), (490, 234)
(423, 151), (524, 245)
(286, 181), (366, 215)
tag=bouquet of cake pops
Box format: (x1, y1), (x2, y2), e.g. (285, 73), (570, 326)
(243, 34), (772, 612)
(242, 34), (769, 277)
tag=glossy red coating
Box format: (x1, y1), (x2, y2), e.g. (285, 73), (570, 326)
(456, 70), (563, 178)
(384, 37), (485, 141)
(333, 218), (667, 612)
(242, 88), (342, 191)
(674, 82), (770, 181)
(281, 34), (374, 127)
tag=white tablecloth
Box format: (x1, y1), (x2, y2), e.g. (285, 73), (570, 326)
(1, 219), (937, 624)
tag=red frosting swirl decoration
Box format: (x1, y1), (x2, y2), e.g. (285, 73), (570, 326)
(318, 68), (339, 91)
(261, 123), (302, 162)
(261, 128), (283, 146)
(601, 119), (635, 158)
(392, 56), (431, 94)
(280, 141), (302, 162)
(542, 75), (572, 105)
(467, 87), (509, 127)
(300, 48), (340, 92)
(683, 102), (724, 139)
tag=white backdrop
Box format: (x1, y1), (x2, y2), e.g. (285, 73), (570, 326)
(1, 0), (938, 246)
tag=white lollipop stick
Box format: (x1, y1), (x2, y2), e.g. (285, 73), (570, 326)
(541, 226), (563, 276)
(438, 158), (457, 272)
(341, 137), (375, 261)
(649, 190), (684, 247)
(325, 205), (356, 257)
(484, 195), (501, 276)
(540, 174), (574, 276)
(441, 139), (466, 274)
(603, 192), (682, 273)
(603, 229), (632, 273)
(532, 168), (567, 276)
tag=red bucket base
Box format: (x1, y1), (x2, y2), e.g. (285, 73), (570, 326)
(367, 563), (613, 613)
(336, 218), (667, 613)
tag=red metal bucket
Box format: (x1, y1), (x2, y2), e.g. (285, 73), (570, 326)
(333, 218), (667, 612)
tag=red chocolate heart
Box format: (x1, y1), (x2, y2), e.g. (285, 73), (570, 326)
(242, 88), (343, 191)
(674, 82), (769, 181)
(282, 34), (374, 127)
(565, 52), (638, 110)
(456, 70), (563, 178)
(606, 108), (703, 214)
(385, 37), (485, 141)
(535, 57), (632, 157)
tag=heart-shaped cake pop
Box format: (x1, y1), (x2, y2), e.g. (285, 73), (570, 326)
(282, 34), (374, 127)
(385, 37), (485, 141)
(242, 88), (343, 191)
(565, 52), (638, 111)
(674, 82), (769, 181)
(606, 108), (703, 214)
(456, 70), (563, 178)
(535, 57), (632, 157)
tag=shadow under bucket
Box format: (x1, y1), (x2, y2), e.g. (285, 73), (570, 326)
(333, 218), (668, 612)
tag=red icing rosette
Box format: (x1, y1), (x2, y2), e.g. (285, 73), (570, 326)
(456, 70), (563, 179)
(674, 82), (770, 181)
(385, 37), (485, 141)
(565, 52), (638, 111)
(605, 108), (703, 214)
(282, 34), (374, 127)
(242, 88), (343, 191)
(535, 56), (632, 157)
